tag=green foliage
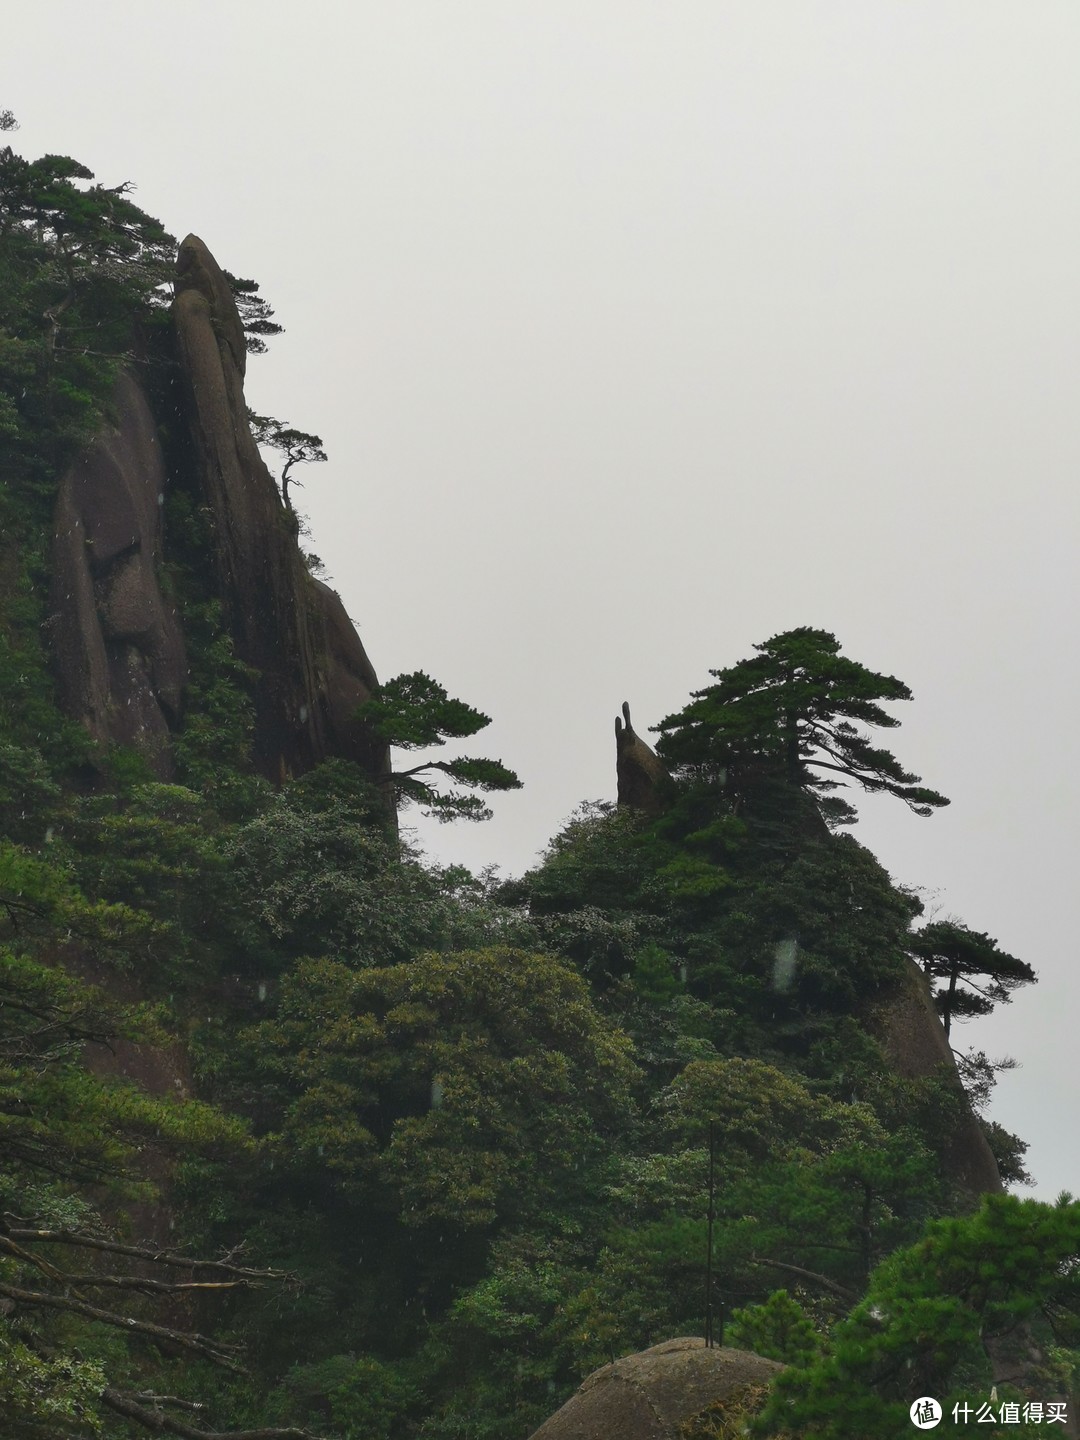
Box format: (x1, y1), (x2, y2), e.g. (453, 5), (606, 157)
(169, 598), (261, 807)
(0, 833), (247, 1182)
(0, 123), (1045, 1439)
(414, 1231), (598, 1438)
(730, 833), (921, 1011)
(650, 1062), (936, 1278)
(61, 782), (239, 985)
(0, 837), (331, 1440)
(268, 1353), (420, 1440)
(0, 548), (94, 786)
(327, 1356), (420, 1440)
(224, 270), (283, 353)
(980, 1117), (1032, 1188)
(655, 628), (950, 825)
(248, 408), (327, 511)
(362, 671), (492, 749)
(0, 1329), (107, 1438)
(156, 486), (268, 814)
(727, 1290), (823, 1365)
(911, 920), (1036, 1034)
(661, 1058), (831, 1152)
(0, 137), (176, 531)
(246, 947), (638, 1228)
(0, 740), (62, 844)
(528, 802), (667, 918)
(523, 787), (920, 1030)
(633, 942), (682, 1004)
(756, 1194), (1080, 1438)
(358, 671), (522, 822)
(225, 763), (475, 970)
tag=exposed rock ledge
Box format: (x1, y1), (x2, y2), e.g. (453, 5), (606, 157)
(49, 235), (388, 789)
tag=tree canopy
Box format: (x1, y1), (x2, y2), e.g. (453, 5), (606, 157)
(654, 627), (950, 825)
(0, 139), (177, 510)
(910, 921), (1036, 1035)
(224, 270), (283, 354)
(248, 411), (326, 513)
(358, 671), (521, 822)
(0, 834), (314, 1440)
(757, 1193), (1080, 1438)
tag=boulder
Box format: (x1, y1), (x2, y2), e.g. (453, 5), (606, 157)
(528, 1338), (782, 1440)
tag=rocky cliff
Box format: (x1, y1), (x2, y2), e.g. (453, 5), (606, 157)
(49, 371), (187, 775)
(47, 235), (387, 790)
(867, 956), (1003, 1199)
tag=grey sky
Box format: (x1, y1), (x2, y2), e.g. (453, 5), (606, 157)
(8, 2), (1080, 1196)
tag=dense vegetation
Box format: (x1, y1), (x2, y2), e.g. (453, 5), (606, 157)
(0, 121), (1072, 1439)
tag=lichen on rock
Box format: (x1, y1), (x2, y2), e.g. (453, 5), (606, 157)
(528, 1338), (782, 1440)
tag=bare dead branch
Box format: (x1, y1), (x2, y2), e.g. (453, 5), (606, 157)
(0, 1281), (243, 1367)
(64, 1274), (248, 1296)
(134, 1394), (210, 1411)
(4, 1224), (282, 1279)
(101, 1387), (318, 1439)
(0, 1231), (68, 1282)
(748, 1256), (859, 1304)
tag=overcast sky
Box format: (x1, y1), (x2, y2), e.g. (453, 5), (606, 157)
(8, 1), (1080, 1198)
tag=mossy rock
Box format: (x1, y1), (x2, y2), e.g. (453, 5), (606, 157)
(528, 1338), (782, 1440)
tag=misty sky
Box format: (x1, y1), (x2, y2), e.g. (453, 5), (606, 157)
(7, 2), (1080, 1197)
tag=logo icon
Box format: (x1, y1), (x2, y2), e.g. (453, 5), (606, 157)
(910, 1397), (942, 1429)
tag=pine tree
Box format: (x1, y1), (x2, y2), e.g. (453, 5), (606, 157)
(654, 628), (949, 825)
(910, 921), (1036, 1035)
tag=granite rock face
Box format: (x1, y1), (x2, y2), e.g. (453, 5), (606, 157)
(48, 235), (387, 790)
(615, 702), (670, 815)
(49, 371), (187, 775)
(528, 1338), (782, 1440)
(867, 957), (1002, 1199)
(172, 233), (386, 783)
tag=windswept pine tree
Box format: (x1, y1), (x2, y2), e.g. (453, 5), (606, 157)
(654, 627), (950, 825)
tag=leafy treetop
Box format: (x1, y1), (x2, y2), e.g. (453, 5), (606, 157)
(0, 131), (178, 531)
(756, 1193), (1080, 1437)
(910, 920), (1036, 1036)
(654, 627), (950, 825)
(0, 147), (175, 331)
(358, 671), (521, 822)
(224, 270), (284, 354)
(248, 409), (327, 512)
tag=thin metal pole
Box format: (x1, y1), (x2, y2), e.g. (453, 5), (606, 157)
(705, 1119), (716, 1348)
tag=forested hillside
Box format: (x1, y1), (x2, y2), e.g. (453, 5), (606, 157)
(2, 119), (1077, 1439)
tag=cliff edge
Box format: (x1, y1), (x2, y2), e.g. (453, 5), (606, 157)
(48, 235), (388, 789)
